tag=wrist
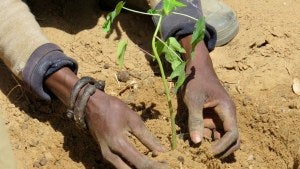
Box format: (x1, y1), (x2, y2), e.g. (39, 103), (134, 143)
(180, 36), (212, 74)
(85, 90), (107, 117)
(44, 67), (79, 105)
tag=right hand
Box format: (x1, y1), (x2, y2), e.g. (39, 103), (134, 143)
(85, 90), (168, 169)
(180, 38), (240, 158)
(45, 67), (167, 168)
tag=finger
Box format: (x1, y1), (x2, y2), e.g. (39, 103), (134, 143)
(213, 129), (221, 140)
(128, 114), (165, 153)
(110, 137), (168, 169)
(99, 142), (131, 169)
(185, 100), (204, 144)
(212, 103), (239, 155)
(203, 128), (212, 140)
(218, 139), (240, 159)
(203, 117), (216, 129)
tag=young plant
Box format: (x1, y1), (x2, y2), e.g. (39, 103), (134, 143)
(103, 0), (205, 149)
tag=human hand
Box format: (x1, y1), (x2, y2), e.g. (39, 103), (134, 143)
(45, 68), (167, 169)
(180, 38), (240, 158)
(85, 90), (168, 169)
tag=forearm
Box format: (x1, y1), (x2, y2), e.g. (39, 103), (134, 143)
(181, 35), (215, 77)
(44, 67), (79, 105)
(0, 0), (77, 101)
(0, 0), (49, 77)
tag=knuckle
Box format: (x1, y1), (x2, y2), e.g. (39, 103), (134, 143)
(219, 98), (236, 112)
(229, 130), (239, 141)
(184, 92), (205, 105)
(188, 111), (203, 123)
(188, 118), (203, 131)
(101, 150), (116, 162)
(111, 100), (122, 110)
(183, 90), (206, 103)
(110, 137), (125, 152)
(189, 116), (203, 125)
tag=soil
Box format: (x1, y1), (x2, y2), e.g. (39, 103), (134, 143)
(0, 0), (299, 168)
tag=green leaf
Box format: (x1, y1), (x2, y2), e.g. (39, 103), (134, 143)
(170, 62), (186, 92)
(163, 0), (186, 15)
(163, 0), (172, 15)
(191, 17), (205, 58)
(165, 53), (180, 69)
(167, 37), (186, 54)
(170, 62), (186, 79)
(172, 0), (186, 7)
(147, 9), (158, 14)
(117, 40), (127, 69)
(102, 1), (125, 33)
(174, 69), (186, 92)
(155, 40), (164, 57)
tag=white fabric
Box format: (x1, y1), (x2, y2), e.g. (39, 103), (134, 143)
(0, 114), (16, 169)
(0, 0), (49, 78)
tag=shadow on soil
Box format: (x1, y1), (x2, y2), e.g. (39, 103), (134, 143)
(0, 61), (114, 169)
(1, 0), (239, 168)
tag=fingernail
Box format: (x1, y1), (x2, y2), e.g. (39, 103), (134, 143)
(192, 136), (201, 143)
(191, 132), (202, 143)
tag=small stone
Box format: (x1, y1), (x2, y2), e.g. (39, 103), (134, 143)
(44, 152), (54, 160)
(15, 145), (20, 150)
(39, 158), (48, 166)
(103, 63), (110, 69)
(258, 106), (269, 114)
(247, 154), (254, 161)
(20, 123), (28, 130)
(177, 156), (185, 164)
(117, 71), (130, 82)
(29, 140), (39, 147)
(23, 114), (30, 122)
(33, 161), (41, 168)
(288, 103), (298, 109)
(54, 159), (61, 165)
(243, 96), (252, 106)
(292, 78), (300, 95)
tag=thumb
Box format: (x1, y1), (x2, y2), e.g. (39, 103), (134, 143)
(186, 99), (205, 144)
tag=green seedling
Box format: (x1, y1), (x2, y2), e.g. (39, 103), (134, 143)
(117, 40), (127, 69)
(103, 0), (205, 149)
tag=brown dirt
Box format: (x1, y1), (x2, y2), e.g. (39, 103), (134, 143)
(0, 0), (299, 168)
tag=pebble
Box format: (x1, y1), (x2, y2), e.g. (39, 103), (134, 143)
(103, 63), (110, 69)
(33, 161), (41, 168)
(243, 96), (252, 106)
(20, 123), (28, 130)
(247, 154), (255, 161)
(177, 156), (185, 164)
(117, 71), (130, 82)
(23, 114), (30, 122)
(258, 105), (269, 114)
(288, 102), (299, 109)
(39, 158), (48, 166)
(292, 78), (300, 95)
(29, 140), (39, 147)
(44, 152), (54, 160)
(54, 159), (61, 165)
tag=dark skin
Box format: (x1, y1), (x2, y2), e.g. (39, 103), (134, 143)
(181, 36), (240, 158)
(44, 36), (239, 168)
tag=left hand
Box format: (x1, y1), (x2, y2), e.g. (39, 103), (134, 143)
(180, 37), (240, 158)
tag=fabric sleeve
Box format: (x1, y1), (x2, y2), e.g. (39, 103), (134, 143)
(152, 0), (217, 51)
(0, 0), (78, 101)
(0, 0), (50, 77)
